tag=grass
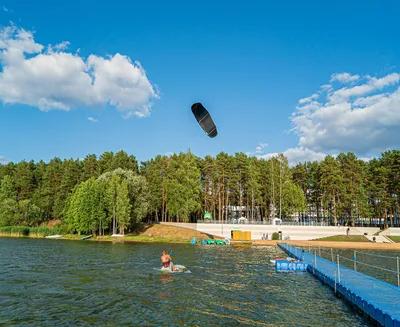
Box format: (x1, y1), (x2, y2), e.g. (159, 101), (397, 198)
(43, 233), (192, 243)
(97, 235), (191, 243)
(0, 226), (63, 237)
(0, 225), (194, 243)
(387, 236), (400, 243)
(313, 235), (369, 242)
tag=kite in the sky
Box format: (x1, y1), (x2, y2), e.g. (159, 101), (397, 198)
(191, 102), (218, 138)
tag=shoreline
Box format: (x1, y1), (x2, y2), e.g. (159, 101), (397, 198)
(0, 234), (191, 244)
(2, 234), (400, 250)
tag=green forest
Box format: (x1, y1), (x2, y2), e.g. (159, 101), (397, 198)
(0, 149), (399, 234)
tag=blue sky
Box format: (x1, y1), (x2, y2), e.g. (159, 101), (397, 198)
(1, 0), (400, 165)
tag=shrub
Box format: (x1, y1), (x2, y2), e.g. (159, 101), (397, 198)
(0, 226), (12, 234)
(0, 226), (63, 237)
(272, 232), (280, 240)
(10, 226), (30, 236)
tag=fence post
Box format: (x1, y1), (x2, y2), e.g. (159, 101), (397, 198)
(315, 249), (317, 270)
(397, 257), (399, 287)
(331, 248), (334, 262)
(334, 270), (337, 294)
(354, 250), (357, 271)
(313, 250), (315, 273)
(337, 254), (341, 283)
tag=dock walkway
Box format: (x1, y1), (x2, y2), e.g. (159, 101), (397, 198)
(279, 243), (400, 327)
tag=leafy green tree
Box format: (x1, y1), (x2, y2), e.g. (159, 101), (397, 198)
(319, 155), (345, 225)
(337, 153), (366, 225)
(0, 176), (17, 226)
(282, 182), (306, 218)
(81, 154), (99, 180)
(0, 198), (16, 227)
(13, 160), (35, 201)
(98, 168), (149, 232)
(165, 151), (202, 222)
(64, 178), (107, 234)
(140, 155), (166, 222)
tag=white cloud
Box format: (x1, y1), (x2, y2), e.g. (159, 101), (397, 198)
(320, 84), (332, 91)
(330, 72), (360, 84)
(0, 155), (8, 164)
(353, 93), (389, 107)
(291, 72), (400, 155)
(47, 41), (70, 53)
(88, 117), (98, 123)
(165, 152), (174, 157)
(0, 24), (159, 118)
(298, 93), (319, 104)
(258, 147), (327, 166)
(255, 142), (268, 154)
(328, 73), (400, 104)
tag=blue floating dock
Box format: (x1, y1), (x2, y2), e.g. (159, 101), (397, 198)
(279, 243), (400, 327)
(276, 260), (308, 272)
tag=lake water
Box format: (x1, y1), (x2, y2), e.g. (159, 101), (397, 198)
(0, 238), (371, 326)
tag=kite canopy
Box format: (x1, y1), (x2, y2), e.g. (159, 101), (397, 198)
(191, 102), (218, 138)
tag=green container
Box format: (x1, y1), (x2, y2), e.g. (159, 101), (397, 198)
(207, 239), (215, 245)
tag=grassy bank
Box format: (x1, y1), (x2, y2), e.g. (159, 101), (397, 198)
(387, 236), (400, 243)
(0, 225), (204, 244)
(0, 226), (63, 238)
(312, 235), (369, 242)
(95, 235), (191, 243)
(0, 232), (193, 244)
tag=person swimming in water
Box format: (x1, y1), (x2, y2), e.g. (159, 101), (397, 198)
(161, 250), (175, 271)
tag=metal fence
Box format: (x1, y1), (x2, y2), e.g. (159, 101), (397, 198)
(196, 219), (331, 226)
(297, 245), (400, 287)
(195, 217), (399, 227)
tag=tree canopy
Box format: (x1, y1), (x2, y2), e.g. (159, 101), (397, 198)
(1, 149), (400, 232)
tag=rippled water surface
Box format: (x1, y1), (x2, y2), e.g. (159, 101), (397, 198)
(0, 238), (371, 326)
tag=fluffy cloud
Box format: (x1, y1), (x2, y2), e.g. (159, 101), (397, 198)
(298, 93), (319, 105)
(330, 72), (360, 84)
(255, 142), (268, 154)
(291, 72), (400, 155)
(0, 24), (159, 118)
(88, 117), (98, 123)
(258, 147), (327, 166)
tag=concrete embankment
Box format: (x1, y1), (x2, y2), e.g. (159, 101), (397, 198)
(160, 222), (382, 240)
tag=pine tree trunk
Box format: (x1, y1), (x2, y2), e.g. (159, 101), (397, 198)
(225, 190), (229, 221)
(239, 182), (243, 219)
(161, 186), (165, 222)
(212, 181), (216, 220)
(384, 208), (388, 229)
(218, 187), (222, 222)
(246, 191), (249, 219)
(333, 196), (337, 226)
